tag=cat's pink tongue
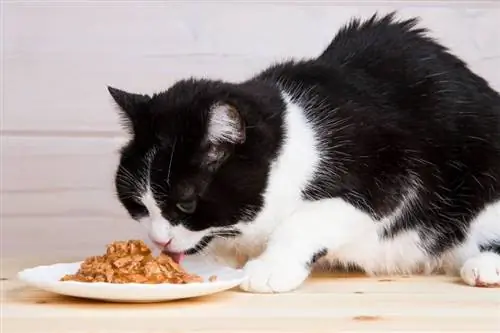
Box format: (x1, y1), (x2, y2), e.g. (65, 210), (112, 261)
(164, 251), (184, 264)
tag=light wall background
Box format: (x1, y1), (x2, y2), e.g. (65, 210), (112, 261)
(2, 1), (500, 258)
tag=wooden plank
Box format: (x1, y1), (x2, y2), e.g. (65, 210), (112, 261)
(0, 137), (127, 218)
(1, 217), (143, 258)
(2, 55), (273, 134)
(1, 190), (125, 218)
(2, 255), (500, 332)
(2, 136), (124, 192)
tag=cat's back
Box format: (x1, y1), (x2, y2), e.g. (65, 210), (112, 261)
(256, 12), (500, 131)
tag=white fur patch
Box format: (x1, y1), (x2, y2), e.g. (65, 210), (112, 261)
(140, 189), (170, 244)
(138, 149), (174, 246)
(329, 176), (428, 276)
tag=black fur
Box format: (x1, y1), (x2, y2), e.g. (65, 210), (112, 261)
(109, 12), (500, 256)
(480, 241), (500, 255)
(308, 248), (328, 267)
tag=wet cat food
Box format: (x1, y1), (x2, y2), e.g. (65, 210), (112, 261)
(60, 240), (205, 284)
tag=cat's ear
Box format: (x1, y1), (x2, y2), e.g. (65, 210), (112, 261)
(207, 103), (246, 145)
(107, 86), (151, 120)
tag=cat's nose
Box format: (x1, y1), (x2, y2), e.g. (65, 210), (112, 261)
(153, 241), (171, 249)
(148, 222), (171, 249)
(150, 237), (172, 249)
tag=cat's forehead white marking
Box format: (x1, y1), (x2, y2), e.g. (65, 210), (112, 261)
(140, 147), (162, 220)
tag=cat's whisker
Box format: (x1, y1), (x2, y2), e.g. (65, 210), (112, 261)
(166, 138), (177, 186)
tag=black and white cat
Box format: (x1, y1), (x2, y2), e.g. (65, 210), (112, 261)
(107, 13), (500, 293)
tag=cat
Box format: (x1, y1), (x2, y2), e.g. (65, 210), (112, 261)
(107, 12), (500, 293)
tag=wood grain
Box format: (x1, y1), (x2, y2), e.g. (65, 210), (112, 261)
(2, 137), (125, 217)
(3, 2), (499, 133)
(2, 257), (500, 332)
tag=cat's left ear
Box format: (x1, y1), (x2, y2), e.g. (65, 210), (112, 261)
(207, 103), (246, 144)
(107, 86), (151, 120)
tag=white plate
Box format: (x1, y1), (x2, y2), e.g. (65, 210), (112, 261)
(17, 257), (247, 303)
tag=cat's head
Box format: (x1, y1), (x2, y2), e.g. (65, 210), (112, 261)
(108, 79), (283, 258)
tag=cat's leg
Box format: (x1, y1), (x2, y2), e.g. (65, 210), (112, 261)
(240, 198), (371, 293)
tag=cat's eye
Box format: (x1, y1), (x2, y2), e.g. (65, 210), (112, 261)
(176, 201), (197, 214)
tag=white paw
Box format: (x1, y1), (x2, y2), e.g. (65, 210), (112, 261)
(460, 252), (500, 287)
(239, 257), (310, 293)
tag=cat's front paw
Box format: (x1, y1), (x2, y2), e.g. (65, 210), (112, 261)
(240, 257), (310, 293)
(460, 252), (500, 287)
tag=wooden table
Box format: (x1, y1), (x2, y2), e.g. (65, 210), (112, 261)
(2, 257), (499, 332)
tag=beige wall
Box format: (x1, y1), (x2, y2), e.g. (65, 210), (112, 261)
(2, 1), (500, 257)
